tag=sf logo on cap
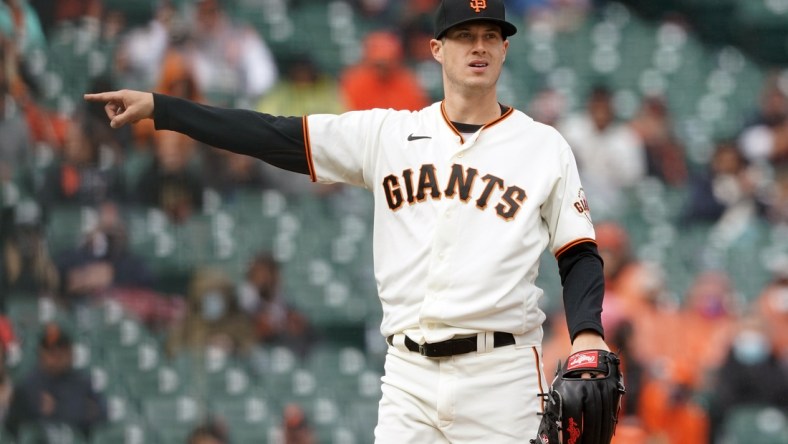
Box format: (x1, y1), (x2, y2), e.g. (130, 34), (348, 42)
(470, 0), (487, 13)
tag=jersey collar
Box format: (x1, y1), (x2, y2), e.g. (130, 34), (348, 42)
(440, 101), (514, 144)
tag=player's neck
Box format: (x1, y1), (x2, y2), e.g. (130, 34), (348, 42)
(442, 91), (502, 125)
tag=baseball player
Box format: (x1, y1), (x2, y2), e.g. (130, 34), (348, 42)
(85, 1), (619, 442)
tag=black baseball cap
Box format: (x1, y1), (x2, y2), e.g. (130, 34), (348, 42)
(434, 0), (518, 40)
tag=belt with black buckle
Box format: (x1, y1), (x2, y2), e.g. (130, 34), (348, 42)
(386, 332), (516, 358)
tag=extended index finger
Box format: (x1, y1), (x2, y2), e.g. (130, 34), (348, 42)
(83, 91), (122, 102)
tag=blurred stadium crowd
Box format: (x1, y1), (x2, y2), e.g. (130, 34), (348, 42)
(0, 0), (788, 443)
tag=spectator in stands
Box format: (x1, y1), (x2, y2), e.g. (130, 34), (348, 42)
(541, 221), (670, 377)
(0, 0), (46, 55)
(608, 319), (649, 444)
(27, 0), (101, 35)
(281, 402), (316, 444)
(559, 85), (646, 219)
(399, 5), (443, 101)
(505, 0), (590, 32)
(350, 0), (399, 27)
(203, 148), (268, 201)
(754, 262), (788, 361)
(258, 53), (345, 117)
(765, 164), (788, 224)
(0, 32), (69, 155)
(609, 423), (648, 444)
(680, 140), (765, 225)
(0, 313), (17, 423)
(739, 75), (788, 167)
(528, 87), (567, 127)
(38, 114), (125, 208)
(0, 341), (13, 423)
(608, 320), (644, 419)
(637, 360), (709, 444)
(55, 200), (156, 305)
(2, 200), (59, 298)
(131, 45), (204, 149)
(4, 322), (106, 439)
(135, 130), (205, 224)
(254, 53), (344, 196)
(706, 314), (788, 442)
(188, 0), (277, 106)
(674, 270), (740, 381)
(166, 267), (256, 359)
(114, 0), (179, 92)
(595, 221), (672, 323)
(237, 253), (314, 358)
(629, 95), (688, 187)
(0, 36), (33, 187)
(340, 30), (430, 111)
(187, 419), (229, 444)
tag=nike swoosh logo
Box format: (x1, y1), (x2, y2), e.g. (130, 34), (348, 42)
(407, 134), (432, 141)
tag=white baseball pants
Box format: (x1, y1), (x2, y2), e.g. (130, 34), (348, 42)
(374, 334), (546, 443)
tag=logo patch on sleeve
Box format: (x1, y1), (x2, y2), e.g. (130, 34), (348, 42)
(573, 188), (592, 224)
(566, 351), (598, 370)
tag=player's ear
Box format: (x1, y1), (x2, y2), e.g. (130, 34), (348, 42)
(430, 39), (443, 64)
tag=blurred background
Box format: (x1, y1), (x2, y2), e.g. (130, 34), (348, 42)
(0, 0), (787, 443)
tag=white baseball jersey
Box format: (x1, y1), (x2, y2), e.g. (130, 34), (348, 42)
(304, 102), (595, 344)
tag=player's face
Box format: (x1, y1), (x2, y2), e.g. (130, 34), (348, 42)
(431, 22), (508, 94)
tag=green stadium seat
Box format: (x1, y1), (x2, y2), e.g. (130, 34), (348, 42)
(721, 405), (788, 444)
(100, 0), (154, 27)
(16, 422), (87, 444)
(346, 399), (380, 443)
(103, 391), (142, 425)
(201, 365), (256, 398)
(123, 365), (185, 398)
(90, 421), (151, 444)
(141, 395), (205, 441)
(224, 426), (282, 444)
(44, 205), (97, 256)
(209, 394), (275, 443)
(314, 423), (359, 444)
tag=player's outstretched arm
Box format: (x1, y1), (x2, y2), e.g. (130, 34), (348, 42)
(83, 91), (310, 175)
(83, 90), (154, 129)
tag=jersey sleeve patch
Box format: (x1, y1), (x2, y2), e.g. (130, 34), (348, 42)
(573, 187), (592, 224)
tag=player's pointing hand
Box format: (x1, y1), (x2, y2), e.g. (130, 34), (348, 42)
(83, 90), (154, 129)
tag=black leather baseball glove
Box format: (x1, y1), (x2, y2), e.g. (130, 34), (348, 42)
(531, 350), (625, 444)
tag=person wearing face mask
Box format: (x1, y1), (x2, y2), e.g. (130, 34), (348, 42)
(236, 253), (314, 358)
(679, 140), (767, 226)
(165, 267), (255, 359)
(706, 315), (788, 443)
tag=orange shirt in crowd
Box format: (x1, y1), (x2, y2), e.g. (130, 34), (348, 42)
(340, 31), (429, 111)
(638, 375), (709, 444)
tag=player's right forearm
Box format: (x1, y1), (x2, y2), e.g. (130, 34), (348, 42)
(152, 93), (310, 175)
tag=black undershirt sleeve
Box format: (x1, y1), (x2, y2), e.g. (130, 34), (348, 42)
(557, 241), (606, 342)
(152, 93), (310, 175)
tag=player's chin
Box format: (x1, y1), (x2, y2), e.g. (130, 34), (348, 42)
(463, 77), (498, 90)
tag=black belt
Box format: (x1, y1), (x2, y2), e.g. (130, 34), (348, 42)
(386, 332), (516, 358)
